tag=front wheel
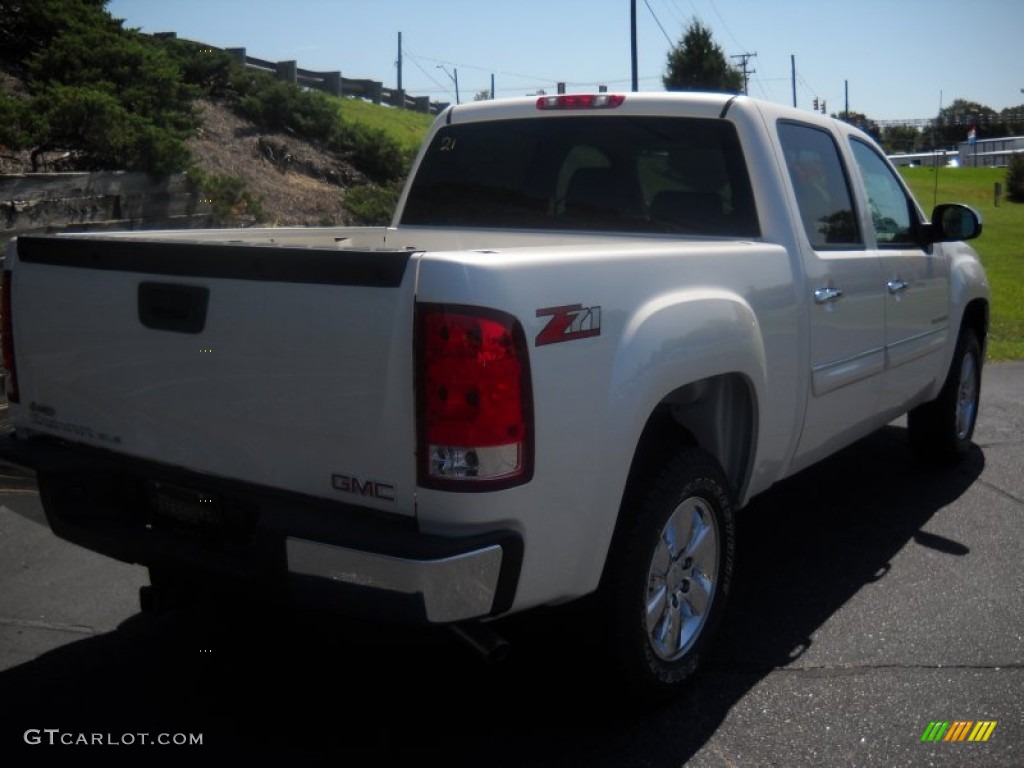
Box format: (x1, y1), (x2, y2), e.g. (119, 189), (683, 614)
(603, 447), (736, 700)
(908, 327), (982, 462)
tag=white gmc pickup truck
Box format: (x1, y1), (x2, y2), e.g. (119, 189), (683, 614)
(0, 93), (988, 697)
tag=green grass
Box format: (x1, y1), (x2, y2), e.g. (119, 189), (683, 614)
(900, 167), (1024, 360)
(335, 97), (435, 156)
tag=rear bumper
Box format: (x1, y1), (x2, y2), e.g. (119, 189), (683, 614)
(0, 432), (522, 623)
(286, 538), (503, 622)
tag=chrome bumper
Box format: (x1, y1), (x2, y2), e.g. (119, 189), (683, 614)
(286, 538), (505, 622)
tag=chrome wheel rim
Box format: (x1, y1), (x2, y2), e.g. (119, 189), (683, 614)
(645, 496), (719, 662)
(955, 351), (979, 441)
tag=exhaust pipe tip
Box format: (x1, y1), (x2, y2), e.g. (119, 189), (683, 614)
(450, 621), (510, 664)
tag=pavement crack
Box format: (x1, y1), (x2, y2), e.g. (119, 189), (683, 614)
(974, 478), (1024, 507)
(0, 616), (97, 636)
(710, 661), (1024, 676)
(785, 662), (1023, 671)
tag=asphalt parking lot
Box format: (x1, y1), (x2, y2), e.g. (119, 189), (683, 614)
(0, 363), (1021, 766)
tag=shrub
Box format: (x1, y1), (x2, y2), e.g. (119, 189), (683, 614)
(329, 121), (408, 182)
(344, 182), (403, 225)
(188, 168), (268, 224)
(0, 92), (43, 151)
(31, 84), (190, 173)
(236, 73), (336, 141)
(1007, 153), (1024, 201)
(1, 2), (198, 175)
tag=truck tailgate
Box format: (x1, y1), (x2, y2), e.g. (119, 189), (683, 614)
(9, 236), (419, 517)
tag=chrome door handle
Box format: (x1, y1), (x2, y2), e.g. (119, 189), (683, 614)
(813, 287), (844, 304)
(887, 279), (909, 295)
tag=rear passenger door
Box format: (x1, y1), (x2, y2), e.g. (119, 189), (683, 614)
(778, 122), (886, 467)
(848, 139), (950, 411)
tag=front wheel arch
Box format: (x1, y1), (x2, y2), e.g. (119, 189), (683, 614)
(908, 325), (983, 461)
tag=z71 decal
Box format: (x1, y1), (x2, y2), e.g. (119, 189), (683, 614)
(535, 304), (602, 346)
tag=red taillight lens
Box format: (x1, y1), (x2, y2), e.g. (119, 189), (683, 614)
(536, 93), (625, 110)
(1, 270), (18, 404)
(416, 304), (532, 490)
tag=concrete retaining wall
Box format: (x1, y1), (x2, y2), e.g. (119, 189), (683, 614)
(1, 171), (216, 251)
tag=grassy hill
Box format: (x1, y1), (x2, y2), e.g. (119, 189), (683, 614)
(0, 0), (436, 228)
(900, 167), (1023, 360)
(337, 97), (435, 157)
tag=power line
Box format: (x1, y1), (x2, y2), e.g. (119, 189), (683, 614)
(402, 49), (449, 94)
(644, 0), (675, 47)
(660, 0), (688, 28)
(402, 48), (560, 87)
(707, 0), (744, 50)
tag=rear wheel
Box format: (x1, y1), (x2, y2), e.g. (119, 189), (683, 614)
(908, 328), (982, 461)
(603, 447), (735, 699)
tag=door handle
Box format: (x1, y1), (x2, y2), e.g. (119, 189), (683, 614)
(813, 287), (844, 305)
(887, 279), (909, 295)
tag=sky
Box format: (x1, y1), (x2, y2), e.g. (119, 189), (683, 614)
(105, 0), (1023, 121)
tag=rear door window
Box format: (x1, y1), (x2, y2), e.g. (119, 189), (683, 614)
(777, 121), (862, 249)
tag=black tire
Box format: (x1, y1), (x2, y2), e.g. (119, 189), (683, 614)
(908, 327), (982, 462)
(603, 447), (736, 700)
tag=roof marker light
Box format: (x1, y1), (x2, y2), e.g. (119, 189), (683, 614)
(536, 94), (626, 110)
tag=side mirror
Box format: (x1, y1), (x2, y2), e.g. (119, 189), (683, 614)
(925, 203), (983, 243)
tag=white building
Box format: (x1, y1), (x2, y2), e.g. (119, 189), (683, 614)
(956, 135), (1024, 167)
(887, 149), (958, 168)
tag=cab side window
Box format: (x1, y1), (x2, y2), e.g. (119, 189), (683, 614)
(849, 139), (918, 246)
(778, 122), (862, 249)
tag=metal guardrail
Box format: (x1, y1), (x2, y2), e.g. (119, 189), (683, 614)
(155, 33), (449, 115)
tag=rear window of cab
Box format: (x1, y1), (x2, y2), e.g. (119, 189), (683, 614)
(402, 116), (760, 238)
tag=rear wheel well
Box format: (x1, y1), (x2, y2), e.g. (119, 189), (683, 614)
(604, 374), (754, 581)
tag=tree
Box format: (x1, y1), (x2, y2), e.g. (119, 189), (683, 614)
(1000, 104), (1024, 133)
(880, 124), (926, 155)
(0, 0), (116, 75)
(836, 110), (880, 141)
(663, 20), (743, 94)
(935, 98), (1004, 144)
(1007, 153), (1024, 201)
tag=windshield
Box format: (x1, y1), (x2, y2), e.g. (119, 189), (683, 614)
(401, 115), (759, 237)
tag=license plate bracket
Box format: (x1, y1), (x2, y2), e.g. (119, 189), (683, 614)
(148, 481), (224, 534)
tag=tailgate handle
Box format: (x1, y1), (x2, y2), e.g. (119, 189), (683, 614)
(138, 282), (210, 334)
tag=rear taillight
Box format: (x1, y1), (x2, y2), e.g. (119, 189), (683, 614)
(1, 270), (18, 403)
(416, 304), (533, 491)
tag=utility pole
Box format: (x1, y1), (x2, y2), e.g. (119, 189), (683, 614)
(630, 0), (638, 92)
(437, 64), (460, 104)
(396, 32), (402, 93)
(844, 79), (849, 119)
(791, 55), (796, 108)
(730, 52), (757, 95)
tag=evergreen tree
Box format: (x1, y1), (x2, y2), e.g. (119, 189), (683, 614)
(663, 20), (743, 94)
(0, 0), (115, 75)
